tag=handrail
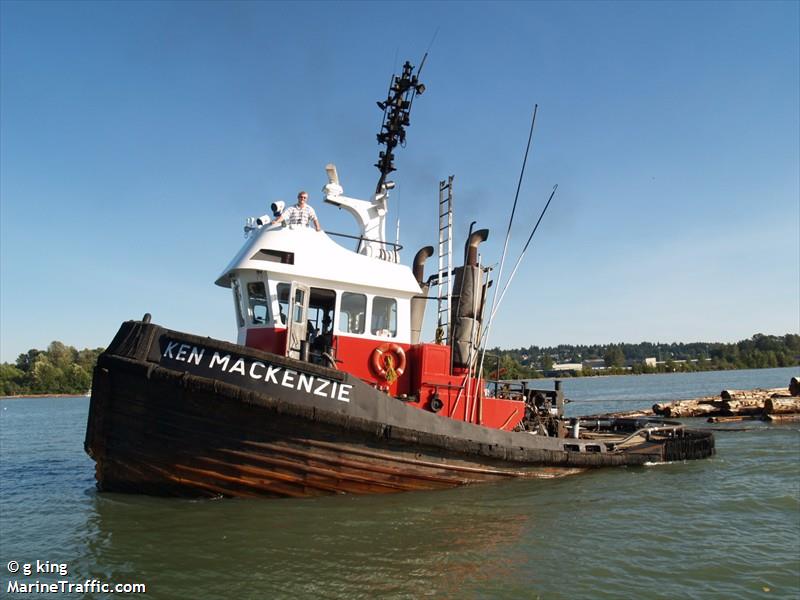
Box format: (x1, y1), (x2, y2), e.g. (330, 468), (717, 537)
(605, 423), (686, 449)
(325, 230), (404, 253)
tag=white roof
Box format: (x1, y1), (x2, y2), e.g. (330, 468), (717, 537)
(215, 226), (422, 297)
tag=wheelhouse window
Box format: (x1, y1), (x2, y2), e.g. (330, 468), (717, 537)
(371, 296), (397, 337)
(247, 282), (269, 325)
(292, 288), (305, 324)
(339, 292), (366, 334)
(277, 283), (290, 326)
(277, 284), (335, 332)
(308, 288), (336, 339)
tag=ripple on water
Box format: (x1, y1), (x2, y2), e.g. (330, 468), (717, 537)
(2, 379), (799, 600)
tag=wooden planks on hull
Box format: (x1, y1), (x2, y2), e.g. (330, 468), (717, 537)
(90, 363), (583, 498)
(101, 399), (567, 498)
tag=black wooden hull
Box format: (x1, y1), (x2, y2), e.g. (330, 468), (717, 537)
(85, 321), (715, 498)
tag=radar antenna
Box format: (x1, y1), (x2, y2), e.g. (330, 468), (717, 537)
(374, 59), (426, 194)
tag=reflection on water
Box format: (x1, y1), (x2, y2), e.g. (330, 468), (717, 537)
(79, 485), (533, 599)
(2, 368), (799, 599)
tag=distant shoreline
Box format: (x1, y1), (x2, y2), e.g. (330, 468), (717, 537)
(1, 393), (88, 400)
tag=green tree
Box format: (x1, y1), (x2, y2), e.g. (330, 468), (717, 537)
(1, 341), (103, 395)
(15, 349), (42, 372)
(31, 357), (61, 393)
(604, 345), (625, 368)
(0, 364), (25, 395)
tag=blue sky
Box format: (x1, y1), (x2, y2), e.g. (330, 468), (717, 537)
(1, 0), (798, 362)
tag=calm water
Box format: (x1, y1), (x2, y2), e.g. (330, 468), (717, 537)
(1, 367), (798, 599)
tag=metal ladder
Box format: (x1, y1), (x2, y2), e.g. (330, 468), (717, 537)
(436, 176), (454, 344)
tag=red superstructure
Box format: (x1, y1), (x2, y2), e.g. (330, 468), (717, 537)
(213, 60), (527, 431)
(215, 219), (524, 432)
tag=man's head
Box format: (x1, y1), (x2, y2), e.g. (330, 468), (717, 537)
(297, 191), (309, 206)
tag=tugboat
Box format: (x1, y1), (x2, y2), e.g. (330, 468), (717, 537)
(85, 61), (714, 498)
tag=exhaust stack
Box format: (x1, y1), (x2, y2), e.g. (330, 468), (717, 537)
(451, 229), (489, 369)
(410, 246), (434, 345)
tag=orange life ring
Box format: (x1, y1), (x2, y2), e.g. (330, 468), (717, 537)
(370, 343), (406, 383)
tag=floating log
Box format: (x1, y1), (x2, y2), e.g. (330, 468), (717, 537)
(652, 403), (666, 415)
(720, 388), (786, 400)
(652, 402), (669, 415)
(721, 399), (767, 416)
(652, 396), (718, 416)
(763, 397), (800, 415)
(663, 402), (719, 418)
(707, 415), (756, 423)
(623, 379), (800, 421)
(762, 413), (800, 422)
(582, 409), (654, 420)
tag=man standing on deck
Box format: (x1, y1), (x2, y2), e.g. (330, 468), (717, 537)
(271, 191), (321, 231)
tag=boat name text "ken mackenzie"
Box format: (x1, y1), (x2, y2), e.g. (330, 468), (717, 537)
(162, 341), (352, 402)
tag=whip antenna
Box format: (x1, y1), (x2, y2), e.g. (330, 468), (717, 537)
(476, 105), (538, 382)
(487, 184), (558, 323)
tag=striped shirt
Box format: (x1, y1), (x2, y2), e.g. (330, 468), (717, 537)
(283, 204), (318, 228)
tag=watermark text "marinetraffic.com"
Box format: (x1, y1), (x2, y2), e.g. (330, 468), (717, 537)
(5, 560), (146, 594)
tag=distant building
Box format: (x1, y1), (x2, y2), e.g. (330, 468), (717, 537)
(644, 357), (657, 367)
(552, 362), (583, 372)
(582, 359), (606, 371)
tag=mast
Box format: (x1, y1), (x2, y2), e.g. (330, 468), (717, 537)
(375, 60), (426, 194)
(323, 60), (425, 261)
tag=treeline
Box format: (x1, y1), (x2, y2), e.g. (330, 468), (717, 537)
(2, 334), (798, 394)
(1, 342), (104, 396)
(483, 333), (800, 380)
